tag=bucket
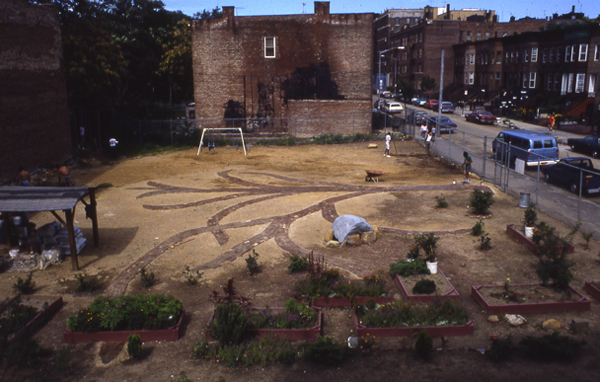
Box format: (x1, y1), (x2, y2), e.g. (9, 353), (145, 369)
(426, 261), (438, 275)
(518, 192), (530, 208)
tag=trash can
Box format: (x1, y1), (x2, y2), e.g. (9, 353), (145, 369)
(518, 192), (530, 208)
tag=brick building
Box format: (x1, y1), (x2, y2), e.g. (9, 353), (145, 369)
(0, 0), (71, 179)
(191, 2), (374, 136)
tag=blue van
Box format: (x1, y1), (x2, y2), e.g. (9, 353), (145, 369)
(492, 130), (559, 167)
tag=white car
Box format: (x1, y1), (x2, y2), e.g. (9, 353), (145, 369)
(383, 102), (404, 113)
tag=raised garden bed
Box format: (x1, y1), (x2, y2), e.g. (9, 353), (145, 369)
(471, 283), (590, 315)
(353, 313), (473, 338)
(394, 269), (459, 302)
(583, 281), (600, 302)
(1, 295), (63, 337)
(63, 311), (184, 343)
(506, 224), (574, 255)
(205, 307), (322, 341)
(311, 295), (393, 307)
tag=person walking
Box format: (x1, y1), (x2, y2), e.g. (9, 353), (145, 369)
(384, 132), (391, 157)
(462, 151), (473, 184)
(548, 114), (555, 132)
(420, 123), (428, 139)
(425, 130), (433, 155)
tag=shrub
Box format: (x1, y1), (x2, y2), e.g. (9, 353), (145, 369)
(182, 265), (203, 285)
(519, 332), (584, 362)
(389, 258), (430, 277)
(435, 194), (448, 208)
(12, 272), (36, 295)
(471, 219), (484, 236)
(248, 300), (318, 330)
(301, 335), (354, 366)
(414, 330), (433, 359)
(171, 372), (193, 382)
(414, 233), (439, 262)
(140, 267), (155, 288)
(192, 336), (295, 368)
(127, 334), (143, 359)
(209, 302), (249, 346)
(245, 249), (260, 275)
(534, 223), (574, 291)
(470, 189), (495, 215)
(287, 253), (309, 274)
(523, 203), (537, 227)
(412, 279), (437, 295)
(75, 274), (100, 292)
(487, 334), (514, 362)
(478, 233), (492, 250)
(407, 245), (420, 260)
(581, 231), (593, 249)
(290, 269), (386, 299)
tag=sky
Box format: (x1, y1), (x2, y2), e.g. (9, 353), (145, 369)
(161, 0), (600, 22)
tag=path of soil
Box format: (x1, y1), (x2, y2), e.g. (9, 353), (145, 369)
(2, 141), (600, 381)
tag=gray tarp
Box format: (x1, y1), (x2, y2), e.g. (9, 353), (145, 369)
(332, 215), (373, 242)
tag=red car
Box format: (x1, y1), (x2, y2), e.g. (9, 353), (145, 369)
(465, 110), (496, 124)
(423, 99), (439, 109)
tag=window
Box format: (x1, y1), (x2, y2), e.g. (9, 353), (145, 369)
(476, 32), (481, 41)
(589, 74), (596, 97)
(554, 73), (560, 91)
(510, 51), (514, 63)
(496, 51), (502, 64)
(549, 48), (554, 63)
(524, 49), (529, 62)
(522, 73), (528, 88)
(468, 72), (474, 84)
(542, 48), (547, 63)
(264, 37), (276, 58)
(568, 73), (574, 93)
(571, 45), (577, 62)
(496, 72), (501, 80)
(575, 73), (585, 93)
(565, 45), (571, 62)
(547, 73), (553, 90)
(561, 74), (568, 95)
(529, 72), (536, 88)
(596, 44), (600, 61)
(579, 44), (588, 61)
(556, 47), (561, 62)
(531, 47), (538, 62)
(469, 54), (475, 65)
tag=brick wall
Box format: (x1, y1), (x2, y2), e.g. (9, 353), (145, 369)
(284, 100), (371, 137)
(0, 0), (71, 179)
(191, 2), (373, 136)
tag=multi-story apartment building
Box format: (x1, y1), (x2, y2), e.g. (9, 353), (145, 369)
(191, 2), (374, 136)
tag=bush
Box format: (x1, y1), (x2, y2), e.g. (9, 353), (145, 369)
(534, 223), (574, 291)
(471, 219), (484, 236)
(412, 279), (436, 295)
(192, 336), (295, 368)
(414, 330), (433, 359)
(245, 249), (260, 275)
(75, 274), (100, 292)
(414, 233), (439, 262)
(435, 194), (448, 208)
(487, 334), (514, 362)
(12, 272), (36, 295)
(209, 302), (249, 346)
(140, 267), (155, 288)
(127, 334), (143, 359)
(301, 335), (354, 366)
(287, 253), (309, 274)
(470, 189), (495, 215)
(182, 265), (203, 285)
(519, 332), (584, 362)
(389, 258), (430, 277)
(478, 233), (492, 250)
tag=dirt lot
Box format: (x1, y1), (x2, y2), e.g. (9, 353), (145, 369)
(2, 140), (600, 381)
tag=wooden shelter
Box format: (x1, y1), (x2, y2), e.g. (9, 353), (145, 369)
(0, 186), (98, 270)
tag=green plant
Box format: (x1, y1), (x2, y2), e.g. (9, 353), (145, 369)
(469, 189), (495, 215)
(171, 371), (192, 382)
(581, 231), (593, 249)
(301, 335), (354, 366)
(209, 302), (250, 346)
(182, 265), (204, 285)
(12, 272), (36, 295)
(414, 233), (439, 262)
(523, 203), (538, 227)
(245, 249), (260, 275)
(140, 267), (155, 288)
(287, 253), (309, 273)
(75, 273), (100, 292)
(435, 194), (448, 208)
(248, 299), (318, 330)
(414, 330), (433, 359)
(487, 334), (514, 362)
(471, 219), (484, 236)
(412, 279), (437, 295)
(52, 346), (71, 376)
(127, 334), (143, 359)
(407, 245), (420, 260)
(389, 258), (430, 277)
(192, 336), (295, 368)
(478, 233), (492, 250)
(290, 269), (387, 299)
(534, 223), (574, 291)
(519, 332), (584, 362)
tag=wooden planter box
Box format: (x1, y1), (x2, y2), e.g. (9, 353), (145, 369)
(506, 224), (574, 255)
(205, 307), (322, 341)
(311, 295), (393, 307)
(471, 284), (590, 315)
(394, 269), (460, 303)
(63, 310), (184, 343)
(353, 312), (474, 338)
(1, 295), (63, 338)
(583, 281), (600, 302)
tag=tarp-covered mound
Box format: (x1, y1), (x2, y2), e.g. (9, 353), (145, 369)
(332, 215), (373, 243)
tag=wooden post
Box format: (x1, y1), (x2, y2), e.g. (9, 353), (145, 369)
(89, 188), (99, 247)
(65, 209), (79, 270)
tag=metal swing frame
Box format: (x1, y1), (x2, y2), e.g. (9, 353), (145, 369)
(197, 127), (247, 156)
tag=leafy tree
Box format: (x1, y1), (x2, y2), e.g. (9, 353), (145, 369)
(156, 18), (193, 106)
(420, 74), (437, 96)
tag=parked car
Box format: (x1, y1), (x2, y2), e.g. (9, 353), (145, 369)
(373, 99), (386, 109)
(465, 110), (496, 124)
(424, 99), (439, 109)
(394, 93), (404, 102)
(381, 91), (393, 98)
(414, 111), (430, 125)
(430, 116), (457, 134)
(433, 101), (455, 113)
(567, 135), (600, 158)
(492, 130), (559, 167)
(411, 97), (428, 106)
(383, 102), (404, 113)
(541, 157), (600, 195)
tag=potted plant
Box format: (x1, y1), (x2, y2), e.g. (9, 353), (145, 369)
(415, 233), (439, 274)
(523, 203), (537, 239)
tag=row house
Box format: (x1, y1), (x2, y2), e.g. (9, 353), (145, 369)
(454, 24), (600, 116)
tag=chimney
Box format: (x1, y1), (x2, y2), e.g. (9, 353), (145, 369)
(223, 6), (235, 23)
(446, 4), (450, 19)
(315, 2), (330, 17)
(572, 5), (575, 13)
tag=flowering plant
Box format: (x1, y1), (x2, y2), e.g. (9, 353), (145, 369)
(290, 270), (387, 299)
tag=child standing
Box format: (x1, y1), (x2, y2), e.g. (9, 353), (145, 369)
(462, 151), (473, 184)
(384, 133), (391, 157)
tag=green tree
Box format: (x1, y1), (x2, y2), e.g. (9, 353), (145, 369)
(157, 18), (193, 106)
(420, 74), (437, 97)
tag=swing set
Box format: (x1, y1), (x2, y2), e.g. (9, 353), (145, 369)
(197, 127), (247, 156)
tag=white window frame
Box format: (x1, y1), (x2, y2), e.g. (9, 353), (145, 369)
(524, 49), (529, 62)
(568, 73), (574, 93)
(522, 73), (528, 88)
(264, 36), (276, 58)
(542, 48), (547, 63)
(561, 74), (568, 95)
(571, 45), (577, 62)
(579, 44), (588, 62)
(531, 47), (538, 62)
(565, 46), (571, 62)
(549, 47), (554, 63)
(588, 74), (596, 97)
(468, 72), (474, 85)
(469, 53), (475, 65)
(529, 72), (536, 89)
(575, 73), (585, 93)
(547, 73), (553, 90)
